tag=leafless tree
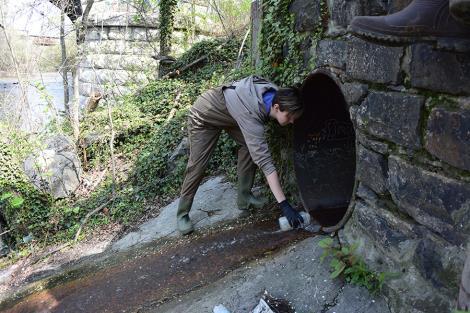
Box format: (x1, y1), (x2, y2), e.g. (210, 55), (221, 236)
(0, 2), (31, 129)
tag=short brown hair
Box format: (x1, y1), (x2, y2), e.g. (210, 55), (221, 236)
(273, 87), (303, 115)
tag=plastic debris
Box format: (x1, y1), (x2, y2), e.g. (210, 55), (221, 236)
(213, 304), (231, 313)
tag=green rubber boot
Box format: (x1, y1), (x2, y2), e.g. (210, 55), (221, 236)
(176, 197), (194, 235)
(237, 170), (267, 217)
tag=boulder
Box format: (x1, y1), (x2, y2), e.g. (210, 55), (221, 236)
(167, 137), (189, 172)
(24, 135), (82, 199)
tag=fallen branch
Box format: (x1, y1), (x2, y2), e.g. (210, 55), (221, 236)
(236, 26), (250, 69)
(74, 198), (114, 242)
(162, 39), (231, 79)
(0, 229), (12, 236)
(163, 55), (208, 79)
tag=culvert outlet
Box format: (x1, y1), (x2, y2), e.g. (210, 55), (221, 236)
(294, 70), (356, 229)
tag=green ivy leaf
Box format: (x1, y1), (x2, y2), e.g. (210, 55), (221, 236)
(330, 261), (346, 279)
(10, 196), (24, 208)
(318, 237), (334, 248)
(1, 192), (13, 201)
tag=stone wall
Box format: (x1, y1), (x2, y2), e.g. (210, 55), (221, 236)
(257, 0), (470, 312)
(78, 0), (210, 107)
(78, 0), (160, 107)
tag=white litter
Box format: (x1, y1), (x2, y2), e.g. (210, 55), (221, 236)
(251, 298), (275, 313)
(213, 304), (231, 313)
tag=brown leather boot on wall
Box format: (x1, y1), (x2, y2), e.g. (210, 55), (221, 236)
(451, 0), (470, 24)
(349, 0), (470, 50)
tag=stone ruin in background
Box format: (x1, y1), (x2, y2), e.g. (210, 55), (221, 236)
(78, 0), (213, 108)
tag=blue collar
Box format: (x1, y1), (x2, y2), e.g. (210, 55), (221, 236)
(262, 89), (276, 116)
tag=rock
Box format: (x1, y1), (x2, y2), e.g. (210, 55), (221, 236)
(289, 0), (322, 32)
(340, 82), (368, 107)
(356, 131), (389, 154)
(458, 246), (470, 310)
(45, 134), (75, 153)
(387, 156), (470, 244)
(112, 176), (240, 251)
(355, 183), (379, 205)
(167, 137), (189, 172)
(24, 135), (82, 199)
(324, 285), (390, 313)
(326, 0), (363, 34)
(343, 199), (464, 313)
(107, 26), (126, 40)
(300, 36), (313, 68)
(355, 91), (424, 149)
(347, 200), (415, 263)
(357, 145), (388, 194)
(408, 44), (470, 96)
(425, 107), (470, 171)
(316, 39), (347, 69)
(85, 30), (105, 41)
(81, 133), (104, 148)
(346, 38), (403, 85)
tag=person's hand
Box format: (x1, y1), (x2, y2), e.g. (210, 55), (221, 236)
(279, 200), (304, 228)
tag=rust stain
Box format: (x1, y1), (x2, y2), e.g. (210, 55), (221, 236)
(3, 219), (313, 313)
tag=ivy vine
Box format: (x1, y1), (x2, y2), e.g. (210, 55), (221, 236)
(257, 0), (324, 202)
(258, 0), (323, 86)
(159, 0), (178, 56)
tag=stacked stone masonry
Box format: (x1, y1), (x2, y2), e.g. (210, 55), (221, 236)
(285, 0), (470, 312)
(78, 0), (212, 107)
(76, 1), (166, 107)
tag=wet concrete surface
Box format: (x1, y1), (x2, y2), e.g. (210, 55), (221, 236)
(2, 218), (312, 313)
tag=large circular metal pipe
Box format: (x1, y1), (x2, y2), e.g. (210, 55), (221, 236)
(293, 70), (357, 232)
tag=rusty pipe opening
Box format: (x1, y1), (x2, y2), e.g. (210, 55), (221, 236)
(294, 70), (356, 228)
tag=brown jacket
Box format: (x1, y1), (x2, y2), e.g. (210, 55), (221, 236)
(223, 75), (278, 176)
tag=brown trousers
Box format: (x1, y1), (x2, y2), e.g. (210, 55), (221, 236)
(179, 87), (256, 209)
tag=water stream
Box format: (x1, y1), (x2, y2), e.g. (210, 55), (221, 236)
(0, 72), (73, 133)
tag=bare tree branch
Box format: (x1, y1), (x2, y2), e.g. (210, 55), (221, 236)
(107, 102), (116, 196)
(0, 4), (30, 127)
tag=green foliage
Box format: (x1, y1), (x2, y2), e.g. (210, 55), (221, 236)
(78, 38), (241, 226)
(159, 0), (178, 55)
(0, 35), (249, 253)
(80, 99), (152, 168)
(318, 237), (391, 294)
(258, 0), (321, 86)
(131, 81), (237, 200)
(253, 0), (325, 201)
(169, 37), (242, 81)
(0, 141), (53, 243)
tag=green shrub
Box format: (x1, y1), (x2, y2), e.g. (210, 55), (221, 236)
(319, 237), (393, 294)
(0, 142), (53, 243)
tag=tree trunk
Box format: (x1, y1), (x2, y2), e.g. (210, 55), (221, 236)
(60, 12), (70, 113)
(71, 68), (80, 142)
(69, 0), (94, 142)
(190, 0), (196, 44)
